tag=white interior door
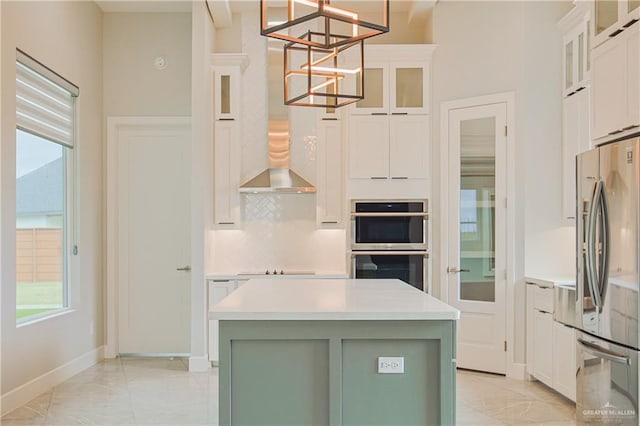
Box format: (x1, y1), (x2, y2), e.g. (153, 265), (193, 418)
(115, 121), (191, 355)
(447, 103), (507, 374)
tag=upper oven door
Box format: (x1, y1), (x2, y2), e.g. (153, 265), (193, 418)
(351, 200), (428, 250)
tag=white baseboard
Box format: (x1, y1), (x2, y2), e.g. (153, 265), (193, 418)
(189, 355), (211, 372)
(1, 346), (104, 416)
(506, 362), (527, 380)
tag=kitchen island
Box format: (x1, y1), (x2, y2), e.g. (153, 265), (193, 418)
(210, 278), (460, 426)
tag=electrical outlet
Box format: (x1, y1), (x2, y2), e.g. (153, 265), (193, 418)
(377, 356), (404, 374)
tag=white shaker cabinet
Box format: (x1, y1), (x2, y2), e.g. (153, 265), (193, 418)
(347, 45), (434, 183)
(559, 5), (592, 219)
(351, 45), (433, 115)
(560, 7), (591, 97)
(533, 309), (554, 388)
(552, 321), (577, 401)
(316, 117), (344, 226)
(591, 21), (640, 141)
(562, 87), (591, 219)
(214, 121), (241, 226)
(208, 279), (238, 364)
(348, 114), (389, 179)
(348, 115), (429, 180)
(593, 0), (640, 48)
(526, 280), (577, 402)
(526, 282), (554, 388)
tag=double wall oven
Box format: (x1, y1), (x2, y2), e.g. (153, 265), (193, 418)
(350, 199), (429, 292)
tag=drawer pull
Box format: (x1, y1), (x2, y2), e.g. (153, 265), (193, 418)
(609, 28), (624, 37)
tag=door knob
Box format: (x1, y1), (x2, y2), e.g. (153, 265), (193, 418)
(447, 267), (470, 273)
(176, 265), (191, 272)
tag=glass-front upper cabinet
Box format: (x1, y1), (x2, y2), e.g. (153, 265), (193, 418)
(560, 6), (591, 97)
(351, 45), (434, 115)
(211, 54), (249, 121)
(593, 0), (640, 48)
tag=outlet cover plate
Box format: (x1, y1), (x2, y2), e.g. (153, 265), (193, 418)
(377, 356), (404, 374)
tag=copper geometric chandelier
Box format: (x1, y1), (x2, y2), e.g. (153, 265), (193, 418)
(260, 0), (389, 49)
(260, 0), (389, 108)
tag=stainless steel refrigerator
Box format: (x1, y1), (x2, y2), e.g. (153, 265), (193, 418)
(576, 136), (639, 424)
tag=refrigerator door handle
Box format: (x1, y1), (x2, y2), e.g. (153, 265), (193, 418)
(586, 180), (603, 308)
(577, 338), (630, 365)
(598, 181), (611, 307)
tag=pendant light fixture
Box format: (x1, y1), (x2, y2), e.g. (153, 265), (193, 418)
(260, 0), (389, 49)
(261, 0), (389, 108)
(284, 32), (363, 108)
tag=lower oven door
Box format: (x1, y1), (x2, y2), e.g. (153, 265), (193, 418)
(576, 331), (639, 425)
(351, 251), (428, 292)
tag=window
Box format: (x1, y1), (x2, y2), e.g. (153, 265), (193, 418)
(15, 50), (78, 322)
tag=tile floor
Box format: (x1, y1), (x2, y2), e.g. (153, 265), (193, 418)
(2, 358), (576, 425)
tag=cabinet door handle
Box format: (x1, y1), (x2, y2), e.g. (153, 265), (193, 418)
(609, 28), (624, 37)
(391, 112), (408, 115)
(321, 221), (338, 224)
(608, 129), (624, 136)
(391, 176), (408, 180)
(218, 118), (235, 121)
(370, 176), (388, 180)
(321, 118), (338, 121)
(623, 18), (638, 28)
(176, 265), (191, 272)
(371, 113), (388, 116)
(622, 124), (638, 131)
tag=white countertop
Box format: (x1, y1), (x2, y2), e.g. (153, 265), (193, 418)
(524, 275), (575, 288)
(207, 273), (349, 281)
(209, 278), (460, 321)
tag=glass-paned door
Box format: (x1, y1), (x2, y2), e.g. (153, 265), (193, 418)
(447, 101), (507, 375)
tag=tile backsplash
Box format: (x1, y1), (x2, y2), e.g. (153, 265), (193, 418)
(209, 194), (346, 274)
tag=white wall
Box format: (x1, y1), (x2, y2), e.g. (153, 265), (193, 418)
(432, 1), (572, 371)
(103, 12), (192, 117)
(522, 1), (576, 277)
(1, 0), (103, 410)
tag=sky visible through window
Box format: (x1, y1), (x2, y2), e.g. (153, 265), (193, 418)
(16, 129), (62, 178)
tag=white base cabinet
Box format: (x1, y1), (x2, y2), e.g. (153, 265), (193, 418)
(208, 279), (247, 363)
(532, 309), (554, 388)
(552, 321), (577, 401)
(526, 281), (576, 402)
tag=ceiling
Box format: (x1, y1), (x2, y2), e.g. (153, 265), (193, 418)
(96, 0), (433, 15)
(96, 0), (192, 13)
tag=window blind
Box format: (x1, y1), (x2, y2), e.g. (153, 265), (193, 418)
(16, 50), (79, 148)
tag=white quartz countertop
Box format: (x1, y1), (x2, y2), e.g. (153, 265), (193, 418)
(524, 275), (575, 288)
(209, 278), (460, 321)
(207, 273), (349, 281)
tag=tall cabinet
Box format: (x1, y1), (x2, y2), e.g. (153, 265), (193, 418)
(559, 6), (592, 219)
(347, 45), (435, 196)
(211, 54), (248, 227)
(316, 107), (344, 226)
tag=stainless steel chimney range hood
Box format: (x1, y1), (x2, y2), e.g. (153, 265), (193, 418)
(239, 119), (315, 194)
(239, 168), (315, 193)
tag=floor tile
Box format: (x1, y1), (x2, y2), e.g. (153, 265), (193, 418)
(2, 359), (576, 425)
